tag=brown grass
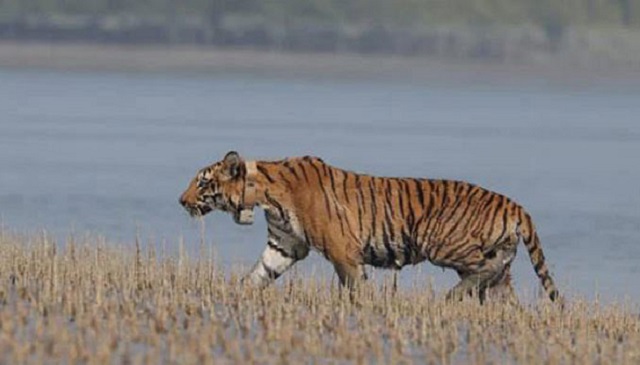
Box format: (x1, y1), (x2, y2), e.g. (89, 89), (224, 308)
(0, 230), (638, 364)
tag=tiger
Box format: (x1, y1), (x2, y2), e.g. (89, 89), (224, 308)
(179, 151), (560, 302)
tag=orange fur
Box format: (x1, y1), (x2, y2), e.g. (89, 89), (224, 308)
(180, 152), (559, 301)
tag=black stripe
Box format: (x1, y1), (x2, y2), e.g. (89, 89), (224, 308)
(402, 178), (412, 201)
(310, 162), (333, 218)
(523, 211), (534, 243)
(355, 175), (364, 237)
(432, 182), (467, 239)
(303, 228), (312, 246)
(262, 262), (282, 280)
(413, 179), (424, 209)
(278, 171), (294, 190)
(267, 240), (296, 259)
(401, 230), (414, 265)
(328, 167), (338, 197)
(435, 182), (461, 222)
(385, 179), (395, 217)
(363, 241), (384, 266)
(385, 196), (398, 243)
(528, 244), (541, 256)
(441, 180), (452, 209)
(266, 215), (293, 235)
(265, 191), (286, 219)
(333, 198), (347, 236)
(485, 195), (505, 243)
(533, 257), (545, 273)
(227, 196), (240, 212)
(422, 182), (447, 243)
(402, 179), (416, 230)
(257, 165), (276, 183)
(468, 190), (498, 237)
(441, 186), (482, 238)
(283, 161), (300, 180)
(369, 178), (377, 237)
(396, 179), (406, 219)
(457, 189), (492, 235)
(384, 201), (396, 243)
(443, 242), (480, 262)
(424, 180), (437, 218)
(431, 181), (452, 226)
(342, 171), (351, 204)
(427, 240), (444, 262)
(321, 163), (330, 177)
(497, 203), (511, 243)
(299, 161), (311, 183)
(416, 215), (434, 242)
(338, 217), (346, 236)
(382, 224), (396, 266)
(328, 190), (349, 235)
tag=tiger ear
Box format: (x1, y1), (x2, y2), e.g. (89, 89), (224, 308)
(222, 151), (242, 178)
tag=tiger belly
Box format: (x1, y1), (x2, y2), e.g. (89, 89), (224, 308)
(362, 239), (427, 269)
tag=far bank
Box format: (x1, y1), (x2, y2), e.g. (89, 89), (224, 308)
(1, 41), (639, 89)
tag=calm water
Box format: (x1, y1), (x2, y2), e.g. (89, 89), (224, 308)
(1, 69), (639, 302)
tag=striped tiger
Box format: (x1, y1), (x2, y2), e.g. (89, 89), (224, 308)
(179, 151), (560, 302)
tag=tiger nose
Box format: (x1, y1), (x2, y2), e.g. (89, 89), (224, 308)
(179, 194), (187, 207)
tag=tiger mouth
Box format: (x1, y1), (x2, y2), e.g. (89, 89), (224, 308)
(184, 204), (213, 218)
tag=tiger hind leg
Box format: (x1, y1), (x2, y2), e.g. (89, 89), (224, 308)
(446, 247), (516, 303)
(446, 270), (496, 302)
(484, 262), (518, 303)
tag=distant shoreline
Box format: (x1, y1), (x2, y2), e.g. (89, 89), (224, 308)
(1, 41), (639, 87)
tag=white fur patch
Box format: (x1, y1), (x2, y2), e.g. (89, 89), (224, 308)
(262, 244), (295, 272)
(245, 241), (296, 288)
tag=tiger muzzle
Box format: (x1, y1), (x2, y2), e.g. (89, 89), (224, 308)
(234, 209), (255, 225)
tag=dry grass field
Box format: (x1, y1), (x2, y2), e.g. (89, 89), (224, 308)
(0, 230), (638, 364)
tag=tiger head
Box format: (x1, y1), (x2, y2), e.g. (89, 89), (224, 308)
(179, 151), (255, 224)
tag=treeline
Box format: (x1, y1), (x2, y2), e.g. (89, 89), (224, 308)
(1, 0), (637, 27)
(0, 0), (638, 59)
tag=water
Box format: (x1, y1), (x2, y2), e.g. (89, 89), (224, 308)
(1, 69), (639, 302)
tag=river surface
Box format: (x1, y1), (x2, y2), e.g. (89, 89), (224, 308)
(1, 69), (639, 302)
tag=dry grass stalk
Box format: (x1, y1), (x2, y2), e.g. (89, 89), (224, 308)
(0, 231), (638, 364)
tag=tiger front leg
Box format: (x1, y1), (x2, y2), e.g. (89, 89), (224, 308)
(325, 237), (367, 291)
(331, 261), (368, 304)
(243, 237), (309, 288)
